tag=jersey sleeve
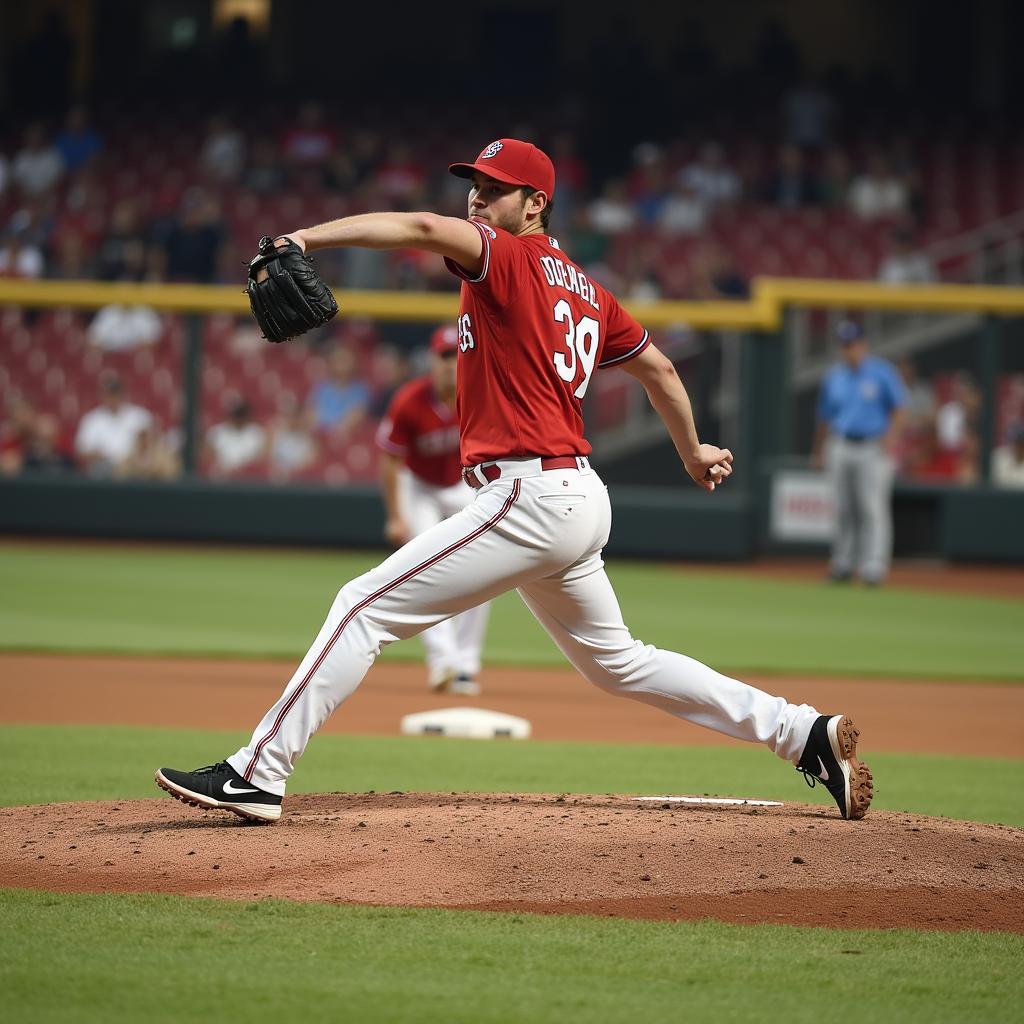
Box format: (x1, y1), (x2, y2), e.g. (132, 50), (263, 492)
(597, 293), (651, 368)
(443, 219), (523, 307)
(376, 391), (413, 456)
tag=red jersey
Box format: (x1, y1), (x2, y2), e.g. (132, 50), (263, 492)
(376, 376), (461, 487)
(445, 219), (650, 465)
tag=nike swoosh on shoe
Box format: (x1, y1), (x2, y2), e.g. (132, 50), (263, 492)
(222, 779), (259, 795)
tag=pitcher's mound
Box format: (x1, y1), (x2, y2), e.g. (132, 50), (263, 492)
(3, 792), (1022, 932)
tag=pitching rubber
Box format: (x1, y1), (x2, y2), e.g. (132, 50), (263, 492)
(831, 715), (873, 820)
(154, 769), (280, 824)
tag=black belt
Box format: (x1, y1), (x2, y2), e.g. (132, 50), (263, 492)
(463, 456), (581, 489)
(841, 434), (879, 444)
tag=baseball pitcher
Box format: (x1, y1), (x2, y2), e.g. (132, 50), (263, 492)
(158, 139), (872, 824)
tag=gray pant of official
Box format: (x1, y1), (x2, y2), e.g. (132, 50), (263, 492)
(828, 437), (895, 582)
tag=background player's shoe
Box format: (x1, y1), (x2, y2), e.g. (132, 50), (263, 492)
(796, 714), (873, 820)
(428, 668), (481, 696)
(155, 762), (282, 823)
(428, 666), (457, 693)
(450, 673), (481, 697)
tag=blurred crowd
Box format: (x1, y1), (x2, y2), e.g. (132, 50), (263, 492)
(0, 105), (231, 287)
(0, 90), (976, 300)
(0, 43), (1021, 490)
(4, 323), (1023, 489)
(891, 362), (1024, 488)
(0, 319), (428, 485)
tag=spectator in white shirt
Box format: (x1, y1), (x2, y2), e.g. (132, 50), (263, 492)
(992, 422), (1024, 489)
(934, 372), (981, 484)
(587, 179), (637, 235)
(87, 304), (163, 351)
(0, 230), (45, 278)
(679, 142), (740, 208)
(11, 123), (64, 196)
(74, 374), (154, 477)
(878, 227), (936, 285)
(267, 395), (318, 481)
(848, 154), (908, 221)
(205, 397), (266, 478)
(657, 180), (707, 236)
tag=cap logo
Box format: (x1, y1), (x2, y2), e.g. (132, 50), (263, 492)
(481, 141), (503, 159)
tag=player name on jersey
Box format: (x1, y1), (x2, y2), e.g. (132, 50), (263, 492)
(538, 255), (601, 312)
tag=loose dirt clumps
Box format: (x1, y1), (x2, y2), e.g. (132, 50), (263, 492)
(3, 792), (1022, 932)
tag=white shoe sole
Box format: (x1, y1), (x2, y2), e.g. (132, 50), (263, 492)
(154, 769), (281, 823)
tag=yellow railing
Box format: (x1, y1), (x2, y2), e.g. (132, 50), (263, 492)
(1, 277), (1023, 329)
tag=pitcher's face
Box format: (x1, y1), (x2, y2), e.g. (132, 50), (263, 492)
(468, 172), (534, 234)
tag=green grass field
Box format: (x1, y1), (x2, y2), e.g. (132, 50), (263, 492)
(1, 541), (1022, 1023)
(1, 543), (1022, 678)
(3, 889), (1021, 1024)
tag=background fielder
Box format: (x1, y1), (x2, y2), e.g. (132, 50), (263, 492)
(377, 324), (489, 696)
(157, 138), (872, 824)
(812, 319), (907, 586)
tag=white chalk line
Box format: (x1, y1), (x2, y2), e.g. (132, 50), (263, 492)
(632, 796), (783, 807)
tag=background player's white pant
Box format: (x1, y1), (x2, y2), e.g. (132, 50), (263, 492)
(400, 470), (489, 681)
(230, 461), (820, 794)
(828, 437), (896, 581)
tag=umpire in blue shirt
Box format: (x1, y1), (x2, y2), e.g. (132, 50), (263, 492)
(812, 320), (907, 585)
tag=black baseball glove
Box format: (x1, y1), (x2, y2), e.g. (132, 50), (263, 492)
(246, 235), (339, 343)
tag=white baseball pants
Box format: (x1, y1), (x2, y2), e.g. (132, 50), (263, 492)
(229, 459), (819, 794)
(399, 470), (489, 681)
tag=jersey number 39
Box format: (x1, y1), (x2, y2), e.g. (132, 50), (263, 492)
(552, 299), (599, 400)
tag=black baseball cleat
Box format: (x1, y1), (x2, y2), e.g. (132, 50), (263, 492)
(155, 761), (282, 823)
(796, 714), (873, 820)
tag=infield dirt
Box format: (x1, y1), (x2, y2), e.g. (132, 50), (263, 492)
(3, 654), (1023, 756)
(2, 653), (1023, 931)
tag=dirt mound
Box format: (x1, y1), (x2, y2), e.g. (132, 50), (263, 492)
(3, 792), (1022, 932)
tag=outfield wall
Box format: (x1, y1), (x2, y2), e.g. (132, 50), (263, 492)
(2, 475), (1021, 562)
(0, 477), (750, 559)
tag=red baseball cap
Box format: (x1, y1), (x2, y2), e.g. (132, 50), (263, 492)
(449, 139), (556, 198)
(430, 324), (459, 355)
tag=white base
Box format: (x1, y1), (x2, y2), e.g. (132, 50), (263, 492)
(400, 707), (531, 740)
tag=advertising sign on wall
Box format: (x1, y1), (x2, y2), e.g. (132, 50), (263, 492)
(770, 470), (835, 543)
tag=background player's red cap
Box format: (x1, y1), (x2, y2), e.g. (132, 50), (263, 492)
(449, 139), (556, 198)
(430, 324), (460, 355)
